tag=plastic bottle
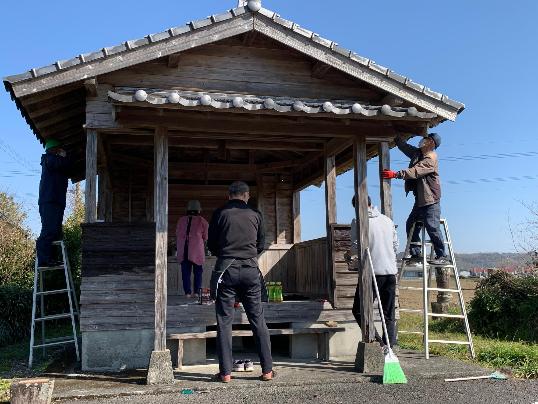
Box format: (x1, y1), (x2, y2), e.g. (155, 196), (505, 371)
(267, 282), (274, 302)
(276, 282), (283, 303)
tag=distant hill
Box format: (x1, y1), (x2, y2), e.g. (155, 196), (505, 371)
(453, 253), (529, 272)
(397, 252), (530, 272)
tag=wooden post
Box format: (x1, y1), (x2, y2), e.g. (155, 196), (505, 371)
(353, 136), (374, 342)
(153, 126), (168, 352)
(293, 190), (301, 243)
(85, 130), (97, 223)
(378, 141), (393, 219)
(324, 154), (337, 305)
(324, 155), (337, 227)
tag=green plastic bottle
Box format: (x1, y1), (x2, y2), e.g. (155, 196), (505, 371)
(267, 282), (274, 302)
(276, 282), (283, 303)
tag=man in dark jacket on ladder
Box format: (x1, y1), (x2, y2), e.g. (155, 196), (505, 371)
(208, 181), (274, 383)
(382, 133), (449, 265)
(36, 139), (72, 267)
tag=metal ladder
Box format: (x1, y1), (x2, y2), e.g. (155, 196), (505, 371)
(29, 240), (80, 368)
(398, 218), (475, 359)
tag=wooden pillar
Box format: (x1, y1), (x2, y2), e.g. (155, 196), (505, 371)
(324, 154), (337, 305)
(378, 141), (393, 219)
(292, 190), (301, 243)
(324, 155), (337, 227)
(353, 136), (374, 342)
(84, 130), (97, 223)
(153, 126), (168, 352)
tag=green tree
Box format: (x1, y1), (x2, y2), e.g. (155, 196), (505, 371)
(63, 183), (84, 285)
(0, 192), (34, 287)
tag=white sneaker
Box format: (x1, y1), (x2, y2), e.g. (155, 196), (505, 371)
(233, 360), (245, 372)
(244, 359), (254, 372)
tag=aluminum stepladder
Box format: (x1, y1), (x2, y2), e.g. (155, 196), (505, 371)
(29, 240), (80, 368)
(398, 218), (475, 359)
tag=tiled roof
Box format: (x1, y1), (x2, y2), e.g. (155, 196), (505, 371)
(3, 0), (464, 116)
(109, 89), (437, 119)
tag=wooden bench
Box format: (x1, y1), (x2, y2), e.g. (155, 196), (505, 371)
(168, 327), (346, 369)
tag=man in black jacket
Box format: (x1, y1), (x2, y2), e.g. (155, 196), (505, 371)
(36, 139), (71, 267)
(208, 181), (274, 383)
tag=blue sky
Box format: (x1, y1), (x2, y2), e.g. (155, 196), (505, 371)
(1, 0), (537, 252)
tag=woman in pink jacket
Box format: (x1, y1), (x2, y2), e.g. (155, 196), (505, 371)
(176, 200), (209, 297)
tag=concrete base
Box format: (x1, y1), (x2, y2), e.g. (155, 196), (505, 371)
(146, 350), (175, 385)
(10, 378), (54, 404)
(354, 342), (384, 373)
(290, 333), (319, 359)
(167, 327), (207, 368)
(328, 321), (361, 359)
(82, 330), (154, 372)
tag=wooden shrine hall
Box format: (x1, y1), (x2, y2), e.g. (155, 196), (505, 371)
(4, 0), (463, 375)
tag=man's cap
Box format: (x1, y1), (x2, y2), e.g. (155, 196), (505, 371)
(228, 181), (250, 195)
(428, 133), (441, 149)
(187, 200), (201, 212)
(351, 195), (371, 207)
(45, 138), (61, 150)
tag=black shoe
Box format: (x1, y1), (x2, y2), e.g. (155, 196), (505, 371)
(429, 256), (451, 266)
(405, 255), (423, 267)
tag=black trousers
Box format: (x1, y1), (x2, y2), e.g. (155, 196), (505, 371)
(406, 202), (445, 258)
(352, 274), (397, 348)
(36, 202), (65, 266)
(215, 259), (272, 375)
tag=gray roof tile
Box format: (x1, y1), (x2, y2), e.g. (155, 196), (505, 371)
(169, 25), (191, 36)
(212, 11), (235, 23)
(3, 3), (463, 115)
(149, 31), (172, 43)
(190, 17), (212, 30)
(273, 15), (294, 29)
(311, 34), (332, 48)
(387, 70), (407, 83)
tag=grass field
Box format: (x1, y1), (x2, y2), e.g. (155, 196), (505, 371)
(398, 277), (478, 310)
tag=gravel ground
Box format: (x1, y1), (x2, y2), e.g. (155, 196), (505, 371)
(57, 378), (538, 404)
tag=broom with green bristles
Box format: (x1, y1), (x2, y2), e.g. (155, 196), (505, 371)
(367, 248), (408, 384)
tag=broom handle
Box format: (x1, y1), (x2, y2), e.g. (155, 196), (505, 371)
(366, 247), (391, 348)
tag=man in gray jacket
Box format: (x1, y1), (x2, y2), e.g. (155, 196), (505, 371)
(349, 196), (399, 348)
(382, 133), (448, 265)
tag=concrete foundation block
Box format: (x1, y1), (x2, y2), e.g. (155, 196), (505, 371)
(183, 339), (206, 366)
(328, 321), (361, 359)
(82, 329), (153, 372)
(354, 342), (384, 373)
(146, 350), (175, 385)
(10, 378), (54, 404)
(290, 333), (319, 359)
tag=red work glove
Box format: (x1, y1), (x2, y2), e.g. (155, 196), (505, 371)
(382, 169), (400, 179)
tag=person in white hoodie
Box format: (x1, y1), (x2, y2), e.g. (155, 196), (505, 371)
(349, 196), (399, 348)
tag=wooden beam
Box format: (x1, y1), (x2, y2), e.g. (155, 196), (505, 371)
(311, 61), (331, 79)
(154, 126), (168, 352)
(381, 94), (404, 107)
(84, 130), (98, 223)
(378, 142), (393, 219)
(242, 31), (258, 46)
(353, 136), (374, 342)
(293, 190), (301, 243)
(167, 53), (181, 68)
(324, 137), (352, 157)
(84, 78), (98, 97)
(324, 155), (337, 226)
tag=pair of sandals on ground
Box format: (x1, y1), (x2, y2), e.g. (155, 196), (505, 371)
(214, 359), (276, 383)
